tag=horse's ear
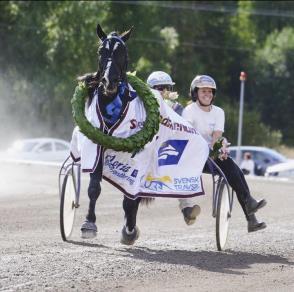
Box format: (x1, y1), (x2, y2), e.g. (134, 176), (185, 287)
(96, 24), (107, 41)
(121, 26), (134, 42)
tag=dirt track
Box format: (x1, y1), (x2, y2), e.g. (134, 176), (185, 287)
(0, 162), (294, 291)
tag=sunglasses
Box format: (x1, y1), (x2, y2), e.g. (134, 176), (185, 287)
(153, 85), (173, 92)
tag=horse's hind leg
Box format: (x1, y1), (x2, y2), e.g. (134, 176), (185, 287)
(120, 196), (141, 245)
(81, 164), (102, 239)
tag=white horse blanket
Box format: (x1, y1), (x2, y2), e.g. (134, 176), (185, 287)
(70, 86), (209, 199)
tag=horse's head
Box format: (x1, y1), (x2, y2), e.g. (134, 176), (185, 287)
(96, 24), (133, 97)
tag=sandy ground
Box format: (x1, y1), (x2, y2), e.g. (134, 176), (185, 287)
(0, 162), (294, 292)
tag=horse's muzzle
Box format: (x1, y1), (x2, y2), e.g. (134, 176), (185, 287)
(100, 78), (119, 96)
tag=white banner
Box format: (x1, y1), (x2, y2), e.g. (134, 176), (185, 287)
(102, 97), (209, 199)
(71, 89), (209, 199)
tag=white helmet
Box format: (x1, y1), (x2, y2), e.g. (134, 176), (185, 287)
(190, 75), (216, 101)
(146, 71), (175, 88)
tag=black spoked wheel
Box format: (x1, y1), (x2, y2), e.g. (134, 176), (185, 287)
(216, 179), (231, 251)
(60, 167), (77, 241)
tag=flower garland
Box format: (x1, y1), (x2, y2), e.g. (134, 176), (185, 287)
(71, 73), (160, 154)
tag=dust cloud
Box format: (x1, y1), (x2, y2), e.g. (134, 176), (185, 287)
(0, 74), (71, 150)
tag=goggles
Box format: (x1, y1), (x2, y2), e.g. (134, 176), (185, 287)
(153, 84), (173, 92)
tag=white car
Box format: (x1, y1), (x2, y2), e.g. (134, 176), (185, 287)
(229, 146), (287, 176)
(4, 138), (70, 162)
(265, 160), (294, 178)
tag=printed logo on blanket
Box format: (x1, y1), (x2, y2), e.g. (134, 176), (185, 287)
(143, 173), (172, 191)
(158, 139), (188, 166)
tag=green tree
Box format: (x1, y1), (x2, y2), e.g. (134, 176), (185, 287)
(223, 102), (282, 147)
(254, 27), (294, 145)
(0, 2), (109, 142)
(251, 1), (294, 44)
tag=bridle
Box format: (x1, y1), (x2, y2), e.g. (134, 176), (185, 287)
(98, 35), (128, 90)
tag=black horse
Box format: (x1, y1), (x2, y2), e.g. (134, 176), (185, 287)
(79, 24), (141, 245)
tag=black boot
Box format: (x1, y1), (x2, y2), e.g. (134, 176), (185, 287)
(245, 197), (267, 216)
(247, 214), (267, 233)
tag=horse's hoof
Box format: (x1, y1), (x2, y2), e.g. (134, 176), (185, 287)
(81, 220), (97, 239)
(81, 229), (97, 239)
(120, 225), (140, 245)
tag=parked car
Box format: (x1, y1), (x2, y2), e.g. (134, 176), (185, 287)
(229, 146), (287, 176)
(265, 160), (294, 178)
(4, 138), (70, 162)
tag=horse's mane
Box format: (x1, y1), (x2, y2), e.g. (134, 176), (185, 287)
(77, 72), (100, 106)
(77, 72), (99, 87)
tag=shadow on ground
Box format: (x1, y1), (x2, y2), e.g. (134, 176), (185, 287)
(120, 247), (294, 275)
(66, 239), (109, 249)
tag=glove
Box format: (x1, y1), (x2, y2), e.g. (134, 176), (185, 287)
(219, 137), (230, 160)
(210, 137), (231, 160)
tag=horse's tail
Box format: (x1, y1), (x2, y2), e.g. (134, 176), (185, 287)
(140, 198), (155, 206)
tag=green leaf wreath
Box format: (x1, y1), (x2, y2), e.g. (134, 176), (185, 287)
(71, 73), (160, 154)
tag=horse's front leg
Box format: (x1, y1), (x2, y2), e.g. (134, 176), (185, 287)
(81, 164), (102, 239)
(120, 196), (141, 245)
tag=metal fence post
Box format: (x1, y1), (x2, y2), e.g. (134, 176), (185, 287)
(236, 71), (247, 165)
